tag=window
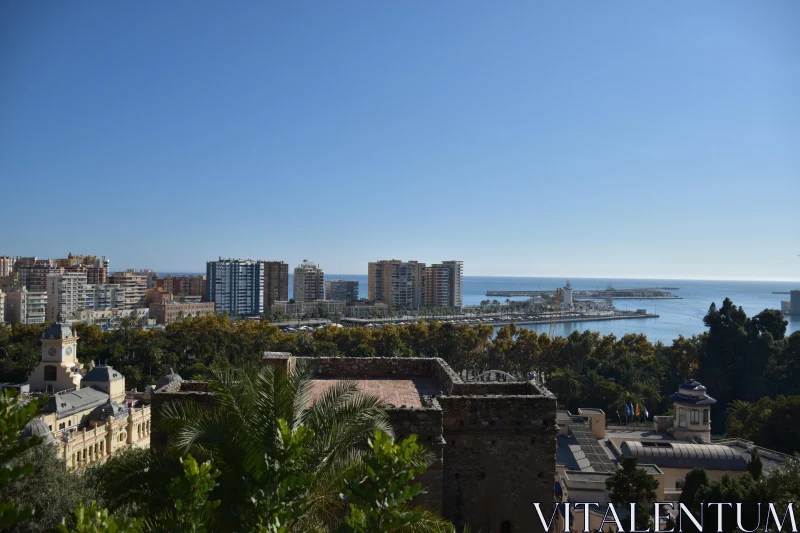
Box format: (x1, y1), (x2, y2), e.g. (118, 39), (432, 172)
(676, 479), (685, 489)
(501, 521), (513, 533)
(44, 365), (57, 381)
(691, 410), (700, 424)
(679, 408), (686, 428)
(703, 409), (709, 425)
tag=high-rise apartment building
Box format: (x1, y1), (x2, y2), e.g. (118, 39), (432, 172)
(46, 271), (89, 322)
(0, 289), (5, 324)
(325, 280), (359, 302)
(12, 257), (37, 272)
(261, 261), (289, 309)
(125, 269), (158, 289)
(82, 284), (127, 312)
(18, 262), (63, 292)
(157, 275), (207, 300)
(5, 288), (47, 325)
(424, 261), (463, 309)
(45, 269), (127, 320)
(206, 258), (264, 316)
(293, 261), (324, 303)
(66, 265), (108, 285)
(109, 271), (149, 309)
(0, 257), (13, 277)
(368, 260), (426, 309)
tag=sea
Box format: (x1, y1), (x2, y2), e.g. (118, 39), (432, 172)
(169, 273), (800, 345)
(295, 275), (800, 344)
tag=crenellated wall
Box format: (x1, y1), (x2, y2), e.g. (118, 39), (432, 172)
(152, 357), (557, 531)
(308, 357), (438, 379)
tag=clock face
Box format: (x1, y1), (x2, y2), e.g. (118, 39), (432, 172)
(48, 347), (57, 357)
(66, 347), (73, 356)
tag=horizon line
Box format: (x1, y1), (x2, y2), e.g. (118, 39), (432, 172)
(146, 271), (800, 284)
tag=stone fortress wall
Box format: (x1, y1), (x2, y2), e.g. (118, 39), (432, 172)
(151, 356), (557, 532)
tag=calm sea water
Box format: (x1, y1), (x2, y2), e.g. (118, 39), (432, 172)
(298, 275), (800, 344)
(170, 273), (799, 344)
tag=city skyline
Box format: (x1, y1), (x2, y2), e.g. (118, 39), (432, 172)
(2, 2), (798, 281)
(3, 252), (800, 282)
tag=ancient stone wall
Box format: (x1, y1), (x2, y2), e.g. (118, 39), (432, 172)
(150, 381), (214, 449)
(150, 359), (558, 533)
(438, 394), (557, 533)
(309, 357), (436, 379)
(388, 398), (444, 514)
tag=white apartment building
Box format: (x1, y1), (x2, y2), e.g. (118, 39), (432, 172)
(125, 269), (158, 289)
(0, 256), (13, 277)
(5, 288), (47, 325)
(83, 284), (127, 312)
(293, 260), (324, 303)
(46, 271), (89, 322)
(109, 271), (149, 309)
(0, 289), (5, 324)
(46, 272), (129, 321)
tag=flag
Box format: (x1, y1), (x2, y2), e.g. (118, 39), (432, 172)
(635, 403), (640, 417)
(624, 402), (631, 416)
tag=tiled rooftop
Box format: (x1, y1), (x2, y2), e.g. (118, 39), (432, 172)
(308, 378), (439, 408)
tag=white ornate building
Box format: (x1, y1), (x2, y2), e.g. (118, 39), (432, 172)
(24, 314), (151, 468)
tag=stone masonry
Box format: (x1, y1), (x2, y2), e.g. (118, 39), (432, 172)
(152, 356), (557, 533)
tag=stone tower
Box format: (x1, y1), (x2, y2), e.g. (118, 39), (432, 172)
(28, 313), (82, 393)
(668, 379), (716, 443)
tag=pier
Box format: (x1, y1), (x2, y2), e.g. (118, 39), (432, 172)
(336, 310), (659, 328)
(486, 287), (681, 299)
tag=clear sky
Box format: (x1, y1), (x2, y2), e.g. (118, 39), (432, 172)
(1, 2), (798, 280)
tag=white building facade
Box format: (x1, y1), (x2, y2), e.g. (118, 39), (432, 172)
(46, 271), (89, 322)
(5, 288), (47, 325)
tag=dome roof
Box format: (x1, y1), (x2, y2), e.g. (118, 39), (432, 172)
(20, 418), (55, 445)
(669, 379), (716, 405)
(83, 364), (124, 382)
(157, 368), (183, 388)
(89, 399), (129, 422)
(42, 313), (74, 340)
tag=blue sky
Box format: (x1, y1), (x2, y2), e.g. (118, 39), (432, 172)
(1, 2), (798, 280)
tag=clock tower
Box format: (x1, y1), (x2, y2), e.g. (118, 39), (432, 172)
(27, 313), (82, 393)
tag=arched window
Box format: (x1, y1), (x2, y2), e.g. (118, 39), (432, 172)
(44, 365), (57, 381)
(501, 521), (512, 533)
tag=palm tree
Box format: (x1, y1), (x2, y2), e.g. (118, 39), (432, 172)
(156, 360), (395, 530)
(633, 382), (661, 417)
(547, 368), (582, 410)
(613, 391), (644, 426)
(727, 399), (754, 420)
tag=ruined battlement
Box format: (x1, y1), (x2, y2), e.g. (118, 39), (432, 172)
(153, 356), (557, 532)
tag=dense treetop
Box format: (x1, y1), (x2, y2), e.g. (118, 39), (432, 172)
(1, 298), (798, 452)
